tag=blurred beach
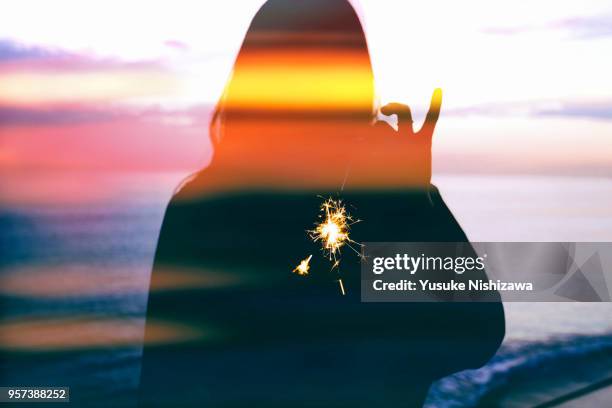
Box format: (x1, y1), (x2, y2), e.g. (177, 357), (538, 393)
(1, 171), (611, 407)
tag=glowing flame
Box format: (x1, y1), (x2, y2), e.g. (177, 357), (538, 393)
(293, 255), (312, 276)
(310, 198), (360, 260)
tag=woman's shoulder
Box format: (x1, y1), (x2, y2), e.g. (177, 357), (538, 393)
(165, 171), (211, 208)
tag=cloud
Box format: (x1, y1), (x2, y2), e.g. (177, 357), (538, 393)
(0, 37), (165, 73)
(0, 106), (120, 126)
(534, 101), (612, 121)
(0, 104), (211, 127)
(446, 100), (612, 121)
(0, 39), (179, 106)
(551, 15), (612, 39)
(483, 14), (612, 39)
(0, 39), (67, 62)
(164, 40), (189, 51)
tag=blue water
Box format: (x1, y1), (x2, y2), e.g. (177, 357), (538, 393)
(2, 172), (612, 407)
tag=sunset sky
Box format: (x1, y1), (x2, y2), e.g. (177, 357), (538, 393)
(1, 0), (611, 179)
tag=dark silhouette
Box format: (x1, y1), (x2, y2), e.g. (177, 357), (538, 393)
(139, 1), (504, 406)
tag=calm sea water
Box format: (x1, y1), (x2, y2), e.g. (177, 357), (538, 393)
(1, 172), (611, 407)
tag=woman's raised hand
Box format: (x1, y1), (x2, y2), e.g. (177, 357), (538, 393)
(381, 88), (442, 140)
(367, 88), (443, 188)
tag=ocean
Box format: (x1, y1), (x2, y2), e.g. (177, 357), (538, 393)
(1, 172), (611, 407)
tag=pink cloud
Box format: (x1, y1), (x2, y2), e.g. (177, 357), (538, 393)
(164, 39), (189, 51)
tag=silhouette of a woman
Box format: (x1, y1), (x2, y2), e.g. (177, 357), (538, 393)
(139, 1), (504, 406)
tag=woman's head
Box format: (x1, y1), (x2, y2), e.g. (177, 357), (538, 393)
(199, 0), (377, 192)
(212, 0), (375, 137)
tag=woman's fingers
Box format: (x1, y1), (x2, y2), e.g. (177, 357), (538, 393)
(419, 88), (442, 137)
(380, 102), (414, 135)
(380, 89), (442, 138)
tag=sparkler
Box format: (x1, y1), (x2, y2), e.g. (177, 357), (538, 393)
(293, 255), (312, 276)
(309, 198), (361, 261)
(291, 197), (362, 296)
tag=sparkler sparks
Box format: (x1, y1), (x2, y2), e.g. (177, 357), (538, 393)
(291, 197), (361, 296)
(309, 198), (360, 261)
(338, 278), (346, 296)
(293, 255), (312, 276)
